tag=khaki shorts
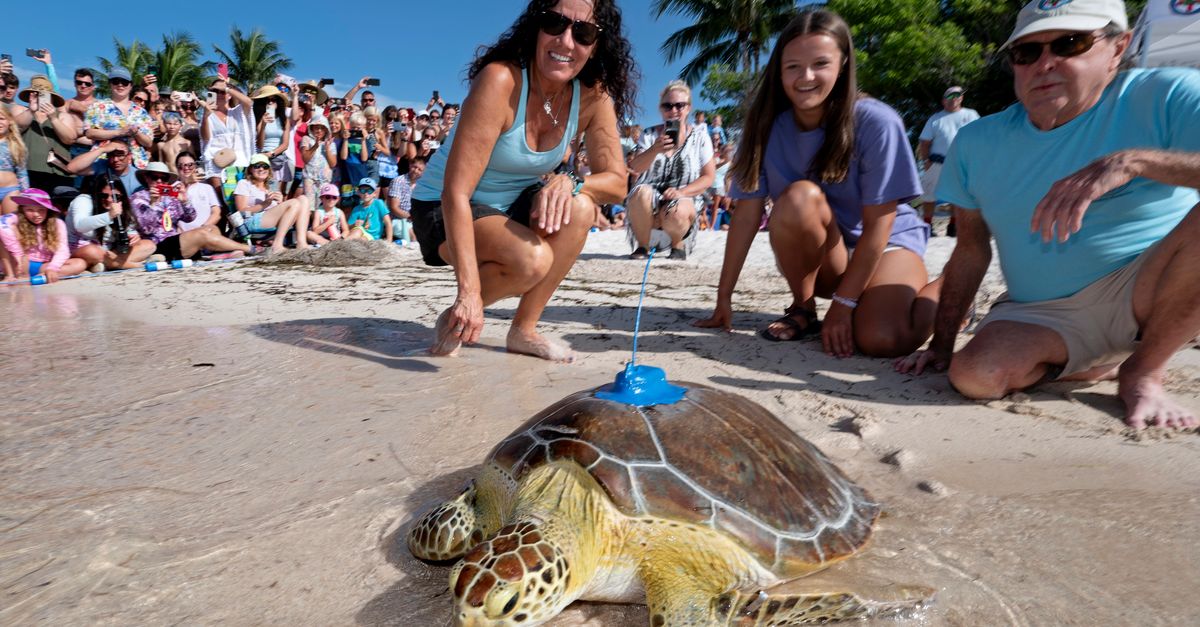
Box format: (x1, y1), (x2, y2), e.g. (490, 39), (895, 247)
(978, 246), (1153, 377)
(917, 162), (942, 205)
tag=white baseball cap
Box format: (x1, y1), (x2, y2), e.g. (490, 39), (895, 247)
(1003, 0), (1128, 49)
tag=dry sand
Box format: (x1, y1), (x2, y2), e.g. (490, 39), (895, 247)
(1, 231), (1197, 626)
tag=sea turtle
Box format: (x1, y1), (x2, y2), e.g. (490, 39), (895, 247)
(408, 378), (931, 625)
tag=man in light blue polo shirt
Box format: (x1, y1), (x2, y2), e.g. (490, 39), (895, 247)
(897, 0), (1200, 430)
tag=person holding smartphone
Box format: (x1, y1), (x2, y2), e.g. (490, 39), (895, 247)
(410, 0), (635, 362)
(17, 75), (78, 191)
(624, 80), (715, 261)
(198, 77), (254, 194)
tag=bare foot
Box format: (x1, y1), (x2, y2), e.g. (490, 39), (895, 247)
(1118, 374), (1198, 430)
(506, 327), (575, 363)
(430, 308), (463, 356)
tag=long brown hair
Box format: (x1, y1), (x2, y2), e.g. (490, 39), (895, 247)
(731, 9), (857, 192)
(16, 208), (60, 253)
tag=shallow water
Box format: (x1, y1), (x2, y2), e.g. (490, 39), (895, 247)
(1, 288), (1197, 626)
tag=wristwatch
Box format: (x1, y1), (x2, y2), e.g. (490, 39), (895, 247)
(555, 164), (585, 196)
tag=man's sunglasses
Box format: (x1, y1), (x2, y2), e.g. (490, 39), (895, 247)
(75, 80), (94, 87)
(536, 10), (601, 47)
(1007, 32), (1108, 66)
(660, 102), (688, 111)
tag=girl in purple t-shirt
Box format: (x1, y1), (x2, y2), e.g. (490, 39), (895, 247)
(695, 8), (942, 359)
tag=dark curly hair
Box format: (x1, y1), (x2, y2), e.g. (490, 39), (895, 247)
(468, 0), (639, 124)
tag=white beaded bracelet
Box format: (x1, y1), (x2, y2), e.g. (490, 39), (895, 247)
(831, 293), (859, 309)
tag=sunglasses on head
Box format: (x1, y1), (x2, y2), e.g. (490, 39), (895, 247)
(75, 80), (94, 87)
(536, 10), (601, 47)
(660, 101), (688, 111)
(1007, 32), (1107, 66)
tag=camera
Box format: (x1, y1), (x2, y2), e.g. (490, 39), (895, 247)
(298, 92), (312, 105)
(110, 214), (131, 254)
(664, 120), (680, 145)
(154, 182), (179, 198)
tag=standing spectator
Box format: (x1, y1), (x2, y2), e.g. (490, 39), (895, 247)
(361, 106), (391, 187)
(65, 69), (98, 158)
(252, 86), (292, 193)
(377, 106), (402, 189)
(916, 86), (979, 234)
(154, 112), (192, 174)
(18, 76), (77, 192)
(345, 178), (390, 241)
(66, 177), (156, 270)
(341, 77), (375, 110)
(199, 77), (255, 198)
(388, 155), (425, 244)
(234, 154), (313, 253)
(619, 123), (642, 159)
(339, 112), (371, 190)
(692, 109), (709, 137)
(0, 106), (29, 214)
(710, 113), (728, 145)
(300, 116), (336, 204)
(625, 80), (715, 260)
(84, 68), (154, 168)
(0, 188), (85, 282)
(66, 137), (140, 195)
(176, 152), (222, 231)
(131, 162), (252, 260)
(1, 66), (32, 132)
(437, 103), (459, 142)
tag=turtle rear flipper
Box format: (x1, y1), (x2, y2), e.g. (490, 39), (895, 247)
(408, 484), (485, 562)
(714, 570), (935, 625)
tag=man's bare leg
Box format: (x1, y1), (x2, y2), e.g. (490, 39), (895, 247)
(1122, 204), (1200, 429)
(948, 321), (1069, 399)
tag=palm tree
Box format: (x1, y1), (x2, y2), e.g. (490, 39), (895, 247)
(212, 26), (292, 92)
(154, 32), (213, 95)
(96, 37), (155, 96)
(653, 0), (797, 84)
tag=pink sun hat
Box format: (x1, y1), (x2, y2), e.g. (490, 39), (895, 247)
(319, 183), (340, 198)
(11, 189), (60, 213)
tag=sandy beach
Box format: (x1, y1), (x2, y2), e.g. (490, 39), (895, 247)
(2, 230), (1197, 626)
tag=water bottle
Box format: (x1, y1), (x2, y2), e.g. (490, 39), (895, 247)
(30, 275), (48, 285)
(145, 262), (170, 271)
(171, 259), (193, 269)
(228, 210), (251, 242)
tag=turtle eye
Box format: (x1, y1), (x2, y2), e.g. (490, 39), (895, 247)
(484, 585), (520, 619)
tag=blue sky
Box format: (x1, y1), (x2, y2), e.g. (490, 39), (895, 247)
(3, 1), (816, 128)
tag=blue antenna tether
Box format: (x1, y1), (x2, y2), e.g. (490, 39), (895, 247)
(595, 249), (687, 406)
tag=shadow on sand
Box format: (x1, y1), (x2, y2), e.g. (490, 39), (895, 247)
(247, 317), (440, 373)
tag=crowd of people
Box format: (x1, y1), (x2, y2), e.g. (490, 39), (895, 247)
(2, 0), (1197, 434)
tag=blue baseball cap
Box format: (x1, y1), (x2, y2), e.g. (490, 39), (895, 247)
(108, 68), (132, 82)
(357, 177), (378, 191)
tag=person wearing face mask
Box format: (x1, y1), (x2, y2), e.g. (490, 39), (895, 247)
(695, 10), (937, 360)
(84, 68), (154, 169)
(410, 0), (635, 364)
(897, 0), (1200, 431)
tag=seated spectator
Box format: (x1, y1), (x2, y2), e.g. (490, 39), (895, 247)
(84, 68), (154, 169)
(154, 112), (192, 174)
(387, 155), (425, 244)
(300, 116), (336, 203)
(66, 137), (140, 196)
(0, 106), (29, 214)
(19, 76), (78, 191)
(176, 152), (222, 231)
(311, 183), (347, 242)
(67, 177), (156, 270)
(345, 178), (390, 241)
(625, 80), (716, 260)
(199, 77), (255, 196)
(0, 189), (86, 282)
(234, 154), (312, 253)
(131, 162), (252, 261)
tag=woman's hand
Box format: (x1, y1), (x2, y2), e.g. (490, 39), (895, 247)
(661, 187), (682, 202)
(148, 184), (162, 204)
(653, 131), (676, 153)
(821, 303), (855, 358)
(530, 174), (575, 234)
(693, 299), (733, 331)
(268, 191), (284, 204)
(444, 292), (485, 346)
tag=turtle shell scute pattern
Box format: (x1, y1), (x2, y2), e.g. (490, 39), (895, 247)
(485, 383), (880, 574)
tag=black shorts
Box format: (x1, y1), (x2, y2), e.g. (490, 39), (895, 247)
(154, 234), (199, 262)
(410, 183), (540, 267)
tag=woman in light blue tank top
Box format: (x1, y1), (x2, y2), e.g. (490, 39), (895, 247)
(410, 0), (637, 364)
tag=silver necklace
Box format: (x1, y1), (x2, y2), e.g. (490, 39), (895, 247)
(533, 79), (564, 127)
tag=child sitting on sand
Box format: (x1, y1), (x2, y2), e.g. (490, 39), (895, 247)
(0, 189), (87, 283)
(311, 183), (347, 242)
(345, 178), (390, 241)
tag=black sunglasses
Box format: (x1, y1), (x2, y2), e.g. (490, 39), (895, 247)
(1007, 32), (1107, 66)
(109, 79), (131, 86)
(109, 150), (129, 157)
(660, 102), (688, 111)
(75, 80), (94, 87)
(536, 10), (601, 47)
(249, 163), (270, 170)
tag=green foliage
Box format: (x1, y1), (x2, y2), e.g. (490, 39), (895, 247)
(95, 38), (155, 97)
(211, 26), (293, 92)
(699, 64), (756, 128)
(653, 0), (797, 84)
(154, 32), (214, 96)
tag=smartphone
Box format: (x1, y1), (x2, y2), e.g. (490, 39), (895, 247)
(664, 119), (680, 144)
(0, 54), (11, 62)
(349, 129), (363, 139)
(206, 91), (217, 106)
(366, 78), (381, 87)
(266, 101), (276, 115)
(394, 124), (408, 134)
(26, 48), (44, 58)
(147, 65), (158, 75)
(217, 63), (228, 80)
(319, 78), (334, 87)
(432, 90), (439, 100)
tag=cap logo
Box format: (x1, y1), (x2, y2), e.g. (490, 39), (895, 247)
(1038, 0), (1075, 9)
(1173, 0), (1200, 16)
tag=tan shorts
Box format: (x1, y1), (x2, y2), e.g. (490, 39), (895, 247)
(917, 162), (941, 205)
(978, 246), (1153, 377)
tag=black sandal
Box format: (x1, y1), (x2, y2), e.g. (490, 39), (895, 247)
(629, 246), (649, 260)
(759, 306), (822, 342)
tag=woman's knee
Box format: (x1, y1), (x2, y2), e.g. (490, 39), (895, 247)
(771, 181), (830, 228)
(627, 184), (655, 210)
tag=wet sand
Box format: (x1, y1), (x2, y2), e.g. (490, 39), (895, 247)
(1, 232), (1197, 625)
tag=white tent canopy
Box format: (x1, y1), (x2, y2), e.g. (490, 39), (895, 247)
(1129, 0), (1200, 68)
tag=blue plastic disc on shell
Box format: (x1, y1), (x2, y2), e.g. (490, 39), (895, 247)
(594, 364), (686, 407)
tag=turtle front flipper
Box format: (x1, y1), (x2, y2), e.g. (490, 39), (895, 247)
(710, 579), (934, 625)
(408, 484), (485, 562)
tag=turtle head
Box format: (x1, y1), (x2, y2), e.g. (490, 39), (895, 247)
(409, 483), (485, 562)
(449, 521), (572, 626)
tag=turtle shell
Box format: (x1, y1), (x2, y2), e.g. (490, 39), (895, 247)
(487, 382), (879, 575)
